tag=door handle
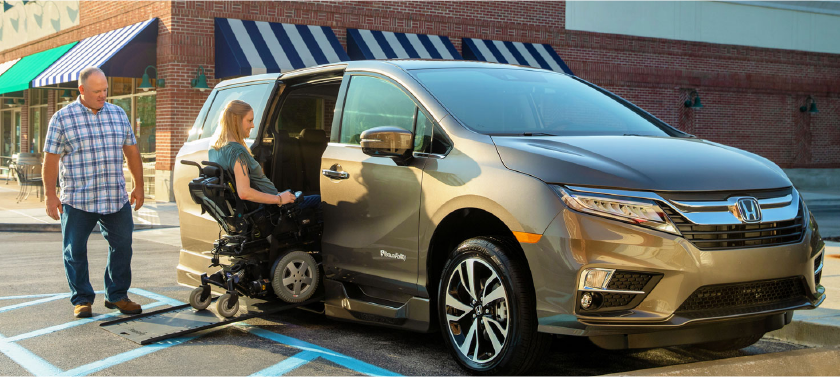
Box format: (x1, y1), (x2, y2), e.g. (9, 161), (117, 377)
(322, 169), (349, 180)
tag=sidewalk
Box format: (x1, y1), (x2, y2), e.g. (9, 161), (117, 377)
(0, 178), (179, 232)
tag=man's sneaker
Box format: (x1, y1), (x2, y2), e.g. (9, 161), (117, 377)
(104, 298), (142, 314)
(74, 303), (92, 318)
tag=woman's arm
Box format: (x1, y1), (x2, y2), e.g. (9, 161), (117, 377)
(232, 158), (292, 205)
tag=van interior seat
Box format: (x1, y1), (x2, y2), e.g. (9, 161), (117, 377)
(298, 129), (328, 195)
(274, 132), (303, 193)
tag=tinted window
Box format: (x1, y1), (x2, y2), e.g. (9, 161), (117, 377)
(200, 83), (273, 140)
(340, 75), (416, 145)
(412, 68), (675, 137)
(276, 83), (340, 138)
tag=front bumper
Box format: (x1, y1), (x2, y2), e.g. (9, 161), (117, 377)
(523, 207), (825, 339)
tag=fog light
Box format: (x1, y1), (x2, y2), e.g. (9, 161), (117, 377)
(581, 293), (593, 309)
(582, 268), (614, 290)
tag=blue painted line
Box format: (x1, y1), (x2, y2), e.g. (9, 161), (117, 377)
(3, 301), (169, 343)
(129, 287), (186, 306)
(58, 334), (202, 376)
(0, 294), (69, 314)
(242, 326), (401, 376)
(250, 351), (319, 376)
(0, 293), (71, 300)
(0, 333), (63, 376)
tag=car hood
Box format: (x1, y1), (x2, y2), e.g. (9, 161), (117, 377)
(492, 136), (791, 191)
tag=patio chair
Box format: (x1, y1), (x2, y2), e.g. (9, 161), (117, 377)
(14, 164), (44, 203)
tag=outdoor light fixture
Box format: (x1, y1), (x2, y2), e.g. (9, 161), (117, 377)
(60, 89), (72, 100)
(684, 90), (703, 108)
(800, 96), (819, 113)
(191, 66), (209, 91)
(4, 99), (18, 107)
(139, 65), (164, 91)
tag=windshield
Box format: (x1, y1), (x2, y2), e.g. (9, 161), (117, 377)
(412, 68), (677, 137)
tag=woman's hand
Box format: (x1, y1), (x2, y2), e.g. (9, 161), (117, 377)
(277, 191), (296, 205)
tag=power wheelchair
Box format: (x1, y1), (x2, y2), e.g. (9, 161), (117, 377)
(180, 160), (323, 317)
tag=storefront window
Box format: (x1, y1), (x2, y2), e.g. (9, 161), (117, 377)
(108, 77), (157, 199)
(29, 90), (48, 153)
(1, 111), (11, 162)
(112, 77), (133, 96)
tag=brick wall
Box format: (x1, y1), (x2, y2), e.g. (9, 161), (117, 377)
(3, 0), (839, 176)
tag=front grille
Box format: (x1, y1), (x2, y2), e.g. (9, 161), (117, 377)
(815, 253), (823, 272)
(607, 272), (654, 291)
(676, 277), (806, 313)
(662, 205), (805, 251)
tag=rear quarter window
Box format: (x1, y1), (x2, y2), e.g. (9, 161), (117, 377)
(198, 83), (274, 140)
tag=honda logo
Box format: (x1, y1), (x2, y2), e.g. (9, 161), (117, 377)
(736, 198), (762, 223)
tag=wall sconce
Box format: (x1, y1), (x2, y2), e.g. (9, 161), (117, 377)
(4, 99), (18, 107)
(60, 89), (72, 101)
(191, 66), (209, 91)
(799, 96), (818, 113)
(684, 90), (703, 108)
(139, 65), (165, 91)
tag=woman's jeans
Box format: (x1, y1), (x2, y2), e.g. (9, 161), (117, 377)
(61, 203), (133, 306)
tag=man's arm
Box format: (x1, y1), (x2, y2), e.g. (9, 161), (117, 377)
(43, 152), (62, 220)
(123, 144), (144, 210)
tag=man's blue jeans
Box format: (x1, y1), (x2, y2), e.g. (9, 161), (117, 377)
(61, 202), (133, 306)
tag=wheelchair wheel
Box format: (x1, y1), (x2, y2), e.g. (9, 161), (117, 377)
(216, 293), (239, 318)
(272, 251), (320, 303)
(189, 287), (212, 311)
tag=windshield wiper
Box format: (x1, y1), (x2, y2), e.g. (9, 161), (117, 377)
(521, 132), (556, 136)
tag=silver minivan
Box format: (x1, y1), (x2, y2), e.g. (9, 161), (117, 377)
(174, 60), (825, 375)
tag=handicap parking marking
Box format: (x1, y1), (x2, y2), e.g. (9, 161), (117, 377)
(0, 290), (401, 376)
(242, 325), (402, 376)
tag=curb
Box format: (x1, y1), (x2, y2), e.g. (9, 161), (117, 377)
(0, 223), (176, 232)
(767, 315), (840, 348)
(608, 348), (840, 376)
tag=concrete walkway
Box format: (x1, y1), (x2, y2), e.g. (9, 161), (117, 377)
(0, 178), (179, 231)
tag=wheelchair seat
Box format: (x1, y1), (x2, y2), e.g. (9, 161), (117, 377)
(181, 160), (322, 257)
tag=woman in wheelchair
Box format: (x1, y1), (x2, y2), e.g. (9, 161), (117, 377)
(184, 100), (322, 317)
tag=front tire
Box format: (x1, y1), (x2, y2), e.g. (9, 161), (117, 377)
(438, 237), (551, 375)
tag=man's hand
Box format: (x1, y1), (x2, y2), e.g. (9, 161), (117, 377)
(45, 195), (63, 221)
(130, 187), (145, 211)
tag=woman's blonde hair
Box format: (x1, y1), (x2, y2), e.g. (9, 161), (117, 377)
(212, 100), (253, 150)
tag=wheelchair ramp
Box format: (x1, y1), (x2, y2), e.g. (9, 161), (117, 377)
(100, 297), (322, 345)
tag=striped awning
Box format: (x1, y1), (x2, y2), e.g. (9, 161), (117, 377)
(0, 43), (77, 95)
(32, 18), (158, 87)
(215, 18), (349, 79)
(0, 59), (20, 78)
(346, 29), (461, 60)
(462, 38), (573, 75)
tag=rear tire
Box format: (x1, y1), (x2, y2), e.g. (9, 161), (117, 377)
(437, 237), (551, 375)
(695, 333), (764, 352)
(272, 251), (319, 303)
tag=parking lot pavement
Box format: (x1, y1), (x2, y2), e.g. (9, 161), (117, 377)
(1, 229), (823, 376)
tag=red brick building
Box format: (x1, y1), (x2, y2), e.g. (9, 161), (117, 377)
(1, 1), (838, 201)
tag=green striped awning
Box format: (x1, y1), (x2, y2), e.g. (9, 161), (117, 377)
(0, 42), (77, 95)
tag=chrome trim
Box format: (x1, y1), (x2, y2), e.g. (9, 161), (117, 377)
(413, 152), (445, 159)
(577, 301), (816, 328)
(565, 185), (800, 226)
(579, 288), (646, 295)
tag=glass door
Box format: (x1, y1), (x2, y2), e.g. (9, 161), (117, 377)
(1, 111), (10, 167)
(13, 109), (20, 155)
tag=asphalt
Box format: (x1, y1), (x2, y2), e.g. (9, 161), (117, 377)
(1, 177), (838, 353)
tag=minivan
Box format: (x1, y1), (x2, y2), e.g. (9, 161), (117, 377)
(174, 60), (825, 375)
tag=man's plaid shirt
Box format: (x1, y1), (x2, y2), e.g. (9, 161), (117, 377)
(43, 98), (137, 215)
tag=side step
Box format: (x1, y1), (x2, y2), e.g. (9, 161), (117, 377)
(100, 296), (322, 345)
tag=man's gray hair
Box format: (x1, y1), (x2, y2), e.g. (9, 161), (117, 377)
(79, 67), (105, 86)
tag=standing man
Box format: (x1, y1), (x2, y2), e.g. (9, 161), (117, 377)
(42, 67), (145, 318)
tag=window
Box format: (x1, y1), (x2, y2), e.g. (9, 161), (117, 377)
(414, 110), (452, 155)
(200, 83), (273, 140)
(275, 83), (341, 138)
(413, 68), (677, 137)
(340, 75), (416, 145)
(28, 89), (48, 153)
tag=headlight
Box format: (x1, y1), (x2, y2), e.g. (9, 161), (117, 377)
(553, 186), (681, 235)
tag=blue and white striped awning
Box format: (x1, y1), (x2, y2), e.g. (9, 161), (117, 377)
(215, 18), (349, 79)
(32, 18), (158, 87)
(462, 38), (573, 75)
(346, 29), (461, 60)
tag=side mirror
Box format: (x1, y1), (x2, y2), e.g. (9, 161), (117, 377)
(360, 126), (414, 165)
